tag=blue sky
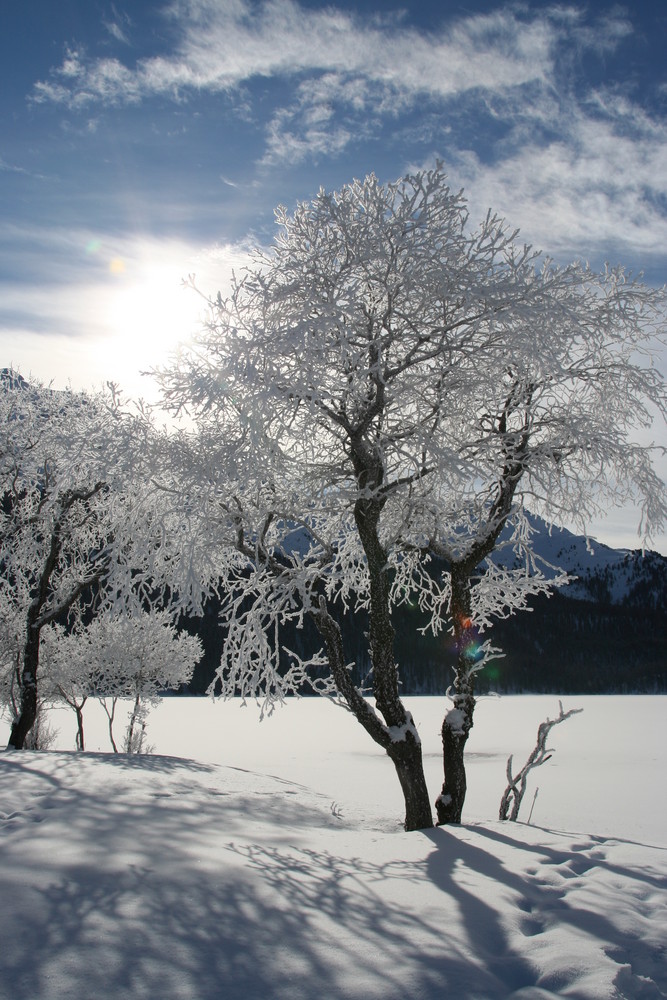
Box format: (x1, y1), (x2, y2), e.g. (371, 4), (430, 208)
(2, 0), (666, 549)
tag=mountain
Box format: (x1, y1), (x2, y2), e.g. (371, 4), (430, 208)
(481, 515), (667, 693)
(499, 514), (667, 611)
(185, 516), (667, 697)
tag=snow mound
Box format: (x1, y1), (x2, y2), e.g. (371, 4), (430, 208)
(1, 749), (665, 1000)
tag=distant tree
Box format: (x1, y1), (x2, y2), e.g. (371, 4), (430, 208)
(156, 167), (666, 829)
(41, 610), (202, 752)
(0, 374), (184, 749)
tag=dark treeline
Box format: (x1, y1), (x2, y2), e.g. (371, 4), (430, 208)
(183, 582), (667, 697)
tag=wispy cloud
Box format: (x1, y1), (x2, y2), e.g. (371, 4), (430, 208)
(0, 156), (30, 175)
(259, 72), (394, 166)
(444, 93), (667, 266)
(25, 2), (667, 274)
(32, 0), (555, 109)
(103, 4), (132, 46)
(28, 2), (647, 177)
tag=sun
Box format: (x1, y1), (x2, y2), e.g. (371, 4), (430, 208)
(59, 236), (249, 402)
(107, 267), (201, 367)
(94, 245), (213, 399)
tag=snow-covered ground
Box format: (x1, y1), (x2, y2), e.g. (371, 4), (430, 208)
(1, 695), (666, 999)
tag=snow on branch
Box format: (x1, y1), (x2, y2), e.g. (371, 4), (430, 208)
(147, 164), (665, 748)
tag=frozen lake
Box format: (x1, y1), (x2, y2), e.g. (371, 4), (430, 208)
(4, 694), (665, 843)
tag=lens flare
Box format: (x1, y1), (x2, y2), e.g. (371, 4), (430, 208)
(485, 662), (502, 683)
(456, 614), (483, 663)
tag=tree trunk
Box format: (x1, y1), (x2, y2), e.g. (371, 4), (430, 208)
(101, 698), (119, 753)
(436, 672), (475, 824)
(308, 485), (434, 831)
(75, 700), (86, 752)
(7, 510), (64, 750)
(357, 494), (433, 830)
(8, 626), (40, 750)
(312, 597), (433, 831)
(386, 738), (434, 831)
(436, 568), (477, 824)
(6, 485), (107, 751)
(126, 694), (141, 753)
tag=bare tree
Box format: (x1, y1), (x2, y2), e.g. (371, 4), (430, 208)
(155, 166), (666, 829)
(499, 702), (583, 822)
(57, 689), (87, 751)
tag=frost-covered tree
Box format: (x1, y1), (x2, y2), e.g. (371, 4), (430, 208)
(41, 610), (201, 752)
(0, 592), (24, 718)
(156, 167), (666, 830)
(0, 373), (183, 749)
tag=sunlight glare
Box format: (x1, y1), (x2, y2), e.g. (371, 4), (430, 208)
(105, 264), (200, 372)
(91, 239), (251, 400)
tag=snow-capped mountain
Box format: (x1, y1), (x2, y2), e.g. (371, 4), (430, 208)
(513, 514), (667, 611)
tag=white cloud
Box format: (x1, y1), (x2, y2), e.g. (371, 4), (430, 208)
(0, 156), (29, 175)
(104, 20), (130, 46)
(259, 72), (399, 165)
(32, 80), (71, 104)
(29, 1), (653, 202)
(103, 3), (133, 45)
(443, 99), (667, 266)
(60, 50), (85, 78)
(33, 0), (556, 109)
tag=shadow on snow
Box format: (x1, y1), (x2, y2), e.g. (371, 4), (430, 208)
(0, 753), (665, 1000)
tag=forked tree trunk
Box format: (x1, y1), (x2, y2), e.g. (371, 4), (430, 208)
(356, 493), (433, 830)
(312, 598), (433, 832)
(74, 699), (86, 751)
(434, 454), (526, 822)
(101, 697), (120, 753)
(58, 689), (87, 751)
(436, 569), (477, 824)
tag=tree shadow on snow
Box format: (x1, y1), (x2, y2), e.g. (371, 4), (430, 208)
(0, 829), (517, 1000)
(0, 753), (462, 1000)
(0, 834), (557, 1000)
(0, 753), (531, 1000)
(422, 825), (667, 997)
(1, 753), (664, 1000)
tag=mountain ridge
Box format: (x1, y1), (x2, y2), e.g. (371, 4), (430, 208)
(185, 516), (667, 696)
(500, 513), (667, 611)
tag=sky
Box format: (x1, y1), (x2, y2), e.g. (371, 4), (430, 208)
(1, 0), (666, 551)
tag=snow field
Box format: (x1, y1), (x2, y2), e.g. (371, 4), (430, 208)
(0, 695), (665, 999)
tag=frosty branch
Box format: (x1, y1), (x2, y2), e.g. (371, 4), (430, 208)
(0, 374), (195, 749)
(153, 165), (666, 830)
